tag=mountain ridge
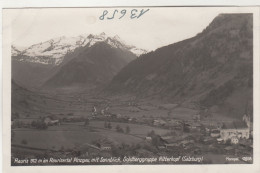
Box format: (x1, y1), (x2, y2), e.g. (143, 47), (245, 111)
(12, 33), (144, 89)
(12, 33), (147, 66)
(105, 13), (253, 118)
(42, 41), (137, 89)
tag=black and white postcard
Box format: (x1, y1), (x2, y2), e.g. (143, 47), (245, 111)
(2, 6), (260, 173)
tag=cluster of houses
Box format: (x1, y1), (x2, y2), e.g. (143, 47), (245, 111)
(144, 134), (200, 154)
(217, 114), (251, 144)
(152, 119), (182, 130)
(206, 114), (251, 145)
(90, 104), (252, 147)
(152, 118), (201, 132)
(144, 114), (252, 151)
(78, 138), (113, 157)
(92, 106), (111, 118)
(176, 114), (251, 145)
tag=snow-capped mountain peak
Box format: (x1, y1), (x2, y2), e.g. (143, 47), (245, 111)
(11, 45), (27, 56)
(12, 33), (147, 65)
(113, 35), (125, 44)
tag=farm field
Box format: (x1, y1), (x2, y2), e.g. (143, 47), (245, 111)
(89, 120), (171, 137)
(13, 125), (100, 150)
(12, 119), (171, 150)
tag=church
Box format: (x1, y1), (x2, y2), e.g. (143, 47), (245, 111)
(220, 114), (250, 144)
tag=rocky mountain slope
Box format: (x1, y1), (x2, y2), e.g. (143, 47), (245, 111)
(43, 41), (137, 89)
(106, 14), (253, 118)
(12, 33), (147, 65)
(12, 33), (145, 88)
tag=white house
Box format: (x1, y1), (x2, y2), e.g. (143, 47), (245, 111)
(210, 129), (220, 138)
(153, 119), (166, 126)
(44, 117), (60, 126)
(145, 136), (152, 141)
(220, 119), (250, 144)
(100, 145), (112, 151)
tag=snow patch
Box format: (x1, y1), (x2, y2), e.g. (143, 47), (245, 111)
(12, 32), (147, 65)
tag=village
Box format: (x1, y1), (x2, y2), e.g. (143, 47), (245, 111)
(11, 99), (253, 165)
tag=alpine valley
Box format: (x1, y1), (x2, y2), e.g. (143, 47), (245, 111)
(11, 13), (254, 165)
(12, 13), (253, 119)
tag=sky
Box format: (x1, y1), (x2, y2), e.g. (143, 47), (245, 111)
(6, 7), (247, 51)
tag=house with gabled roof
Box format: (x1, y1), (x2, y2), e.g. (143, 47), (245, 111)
(220, 120), (249, 144)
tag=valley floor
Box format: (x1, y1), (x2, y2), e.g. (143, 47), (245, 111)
(11, 92), (253, 165)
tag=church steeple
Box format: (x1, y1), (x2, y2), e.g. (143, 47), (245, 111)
(243, 114), (250, 128)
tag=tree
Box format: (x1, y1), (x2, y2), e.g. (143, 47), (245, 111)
(147, 130), (155, 137)
(125, 126), (130, 134)
(84, 119), (90, 126)
(116, 125), (124, 133)
(21, 139), (28, 145)
(31, 121), (37, 128)
(146, 130), (161, 147)
(104, 121), (108, 128)
(225, 139), (232, 145)
(67, 113), (74, 116)
(151, 135), (161, 147)
(183, 124), (190, 132)
(40, 122), (48, 129)
(107, 122), (112, 129)
(34, 120), (48, 130)
(116, 125), (120, 131)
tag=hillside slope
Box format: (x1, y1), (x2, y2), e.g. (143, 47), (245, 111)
(11, 80), (39, 119)
(43, 42), (137, 89)
(106, 14), (253, 118)
(12, 60), (55, 88)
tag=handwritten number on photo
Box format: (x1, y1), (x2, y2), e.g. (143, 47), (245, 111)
(99, 9), (149, 20)
(137, 9), (150, 18)
(107, 10), (118, 20)
(119, 9), (127, 19)
(99, 10), (108, 20)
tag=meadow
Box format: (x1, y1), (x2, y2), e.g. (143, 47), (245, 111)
(12, 119), (171, 151)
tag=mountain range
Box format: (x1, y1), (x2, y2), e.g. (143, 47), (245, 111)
(12, 32), (147, 65)
(11, 13), (253, 119)
(12, 33), (146, 88)
(106, 13), (253, 118)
